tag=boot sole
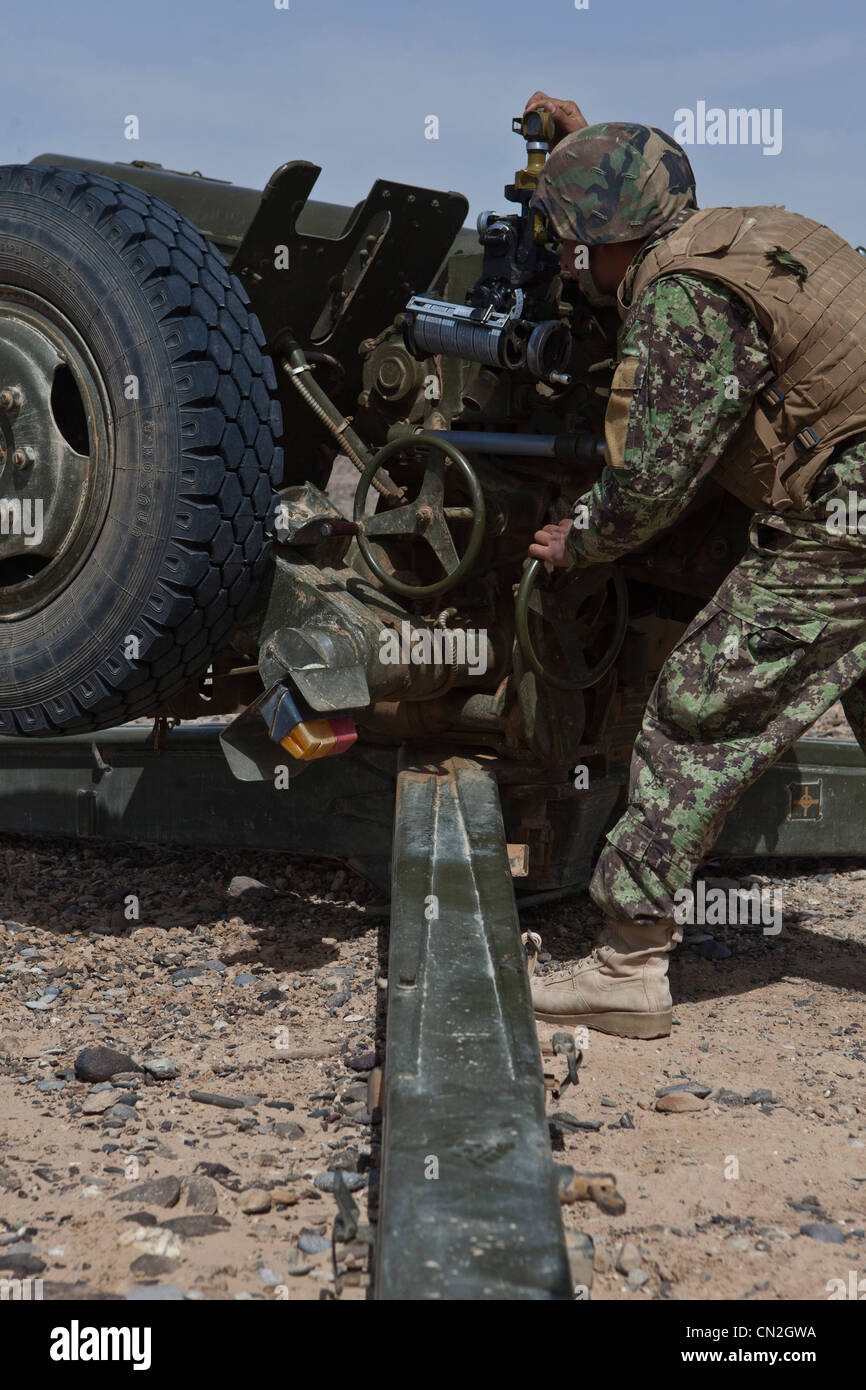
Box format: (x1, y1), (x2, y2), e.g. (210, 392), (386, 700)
(533, 1009), (671, 1039)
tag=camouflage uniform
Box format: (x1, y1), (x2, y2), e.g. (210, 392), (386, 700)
(534, 126), (866, 928)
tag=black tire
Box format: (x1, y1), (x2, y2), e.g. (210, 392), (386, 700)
(0, 163), (282, 737)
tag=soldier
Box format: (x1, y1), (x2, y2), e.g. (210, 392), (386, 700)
(523, 95), (866, 1039)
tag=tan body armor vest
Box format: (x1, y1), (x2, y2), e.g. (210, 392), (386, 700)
(617, 205), (866, 513)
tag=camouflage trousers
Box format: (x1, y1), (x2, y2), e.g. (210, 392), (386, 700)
(590, 515), (866, 926)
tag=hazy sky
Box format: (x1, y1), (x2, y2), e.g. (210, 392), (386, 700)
(3, 0), (864, 244)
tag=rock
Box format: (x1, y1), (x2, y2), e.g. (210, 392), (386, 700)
(228, 876), (274, 900)
(130, 1254), (178, 1279)
(298, 1233), (330, 1255)
(274, 1122), (304, 1141)
(326, 992), (350, 1009)
(656, 1092), (708, 1114)
(162, 1215), (229, 1238)
(117, 1226), (183, 1259)
(615, 1240), (642, 1275)
(627, 1269), (650, 1287)
(313, 1172), (366, 1193)
(232, 973), (258, 987)
(75, 1046), (138, 1082)
(143, 1059), (180, 1081)
(110, 1177), (181, 1209)
(257, 1267), (282, 1286)
(105, 1104), (138, 1122)
(714, 1089), (746, 1107)
(345, 1051), (377, 1072)
(747, 1089), (776, 1105)
(124, 1285), (185, 1301)
(566, 1232), (594, 1291)
(180, 1176), (218, 1215)
(241, 1189), (272, 1214)
(696, 940), (732, 960)
(194, 1162), (242, 1192)
(800, 1223), (844, 1245)
(655, 1082), (712, 1099)
(188, 1090), (245, 1109)
(0, 1248), (46, 1274)
(271, 1187), (300, 1207)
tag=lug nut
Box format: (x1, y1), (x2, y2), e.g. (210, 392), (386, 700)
(12, 447), (37, 469)
(0, 387), (23, 415)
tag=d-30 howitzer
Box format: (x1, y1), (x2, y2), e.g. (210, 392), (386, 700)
(0, 125), (834, 894)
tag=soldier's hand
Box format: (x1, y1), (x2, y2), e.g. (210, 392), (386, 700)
(524, 92), (589, 147)
(529, 519), (575, 568)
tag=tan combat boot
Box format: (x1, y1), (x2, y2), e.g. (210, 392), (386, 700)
(530, 917), (680, 1039)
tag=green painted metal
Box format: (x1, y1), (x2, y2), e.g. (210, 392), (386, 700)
(515, 558), (629, 692)
(0, 722), (396, 888)
(354, 435), (486, 598)
(376, 752), (571, 1300)
(714, 737), (866, 859)
(0, 732), (863, 874)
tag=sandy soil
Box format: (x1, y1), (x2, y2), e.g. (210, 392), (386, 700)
(0, 848), (382, 1301)
(1, 702), (863, 1302)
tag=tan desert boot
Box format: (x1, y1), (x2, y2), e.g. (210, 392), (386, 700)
(530, 917), (681, 1039)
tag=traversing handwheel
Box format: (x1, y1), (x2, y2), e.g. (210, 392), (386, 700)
(352, 434), (485, 599)
(515, 557), (629, 690)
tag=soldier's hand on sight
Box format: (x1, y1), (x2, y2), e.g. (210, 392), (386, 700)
(524, 93), (589, 146)
(529, 519), (575, 568)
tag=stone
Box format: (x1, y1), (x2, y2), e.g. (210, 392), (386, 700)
(566, 1231), (594, 1291)
(143, 1059), (180, 1081)
(799, 1223), (844, 1245)
(313, 1171), (366, 1193)
(274, 1122), (304, 1141)
(298, 1233), (330, 1255)
(110, 1177), (181, 1209)
(124, 1285), (185, 1301)
(130, 1254), (178, 1279)
(241, 1189), (272, 1214)
(271, 1187), (300, 1206)
(656, 1092), (709, 1114)
(180, 1176), (218, 1215)
(345, 1052), (377, 1072)
(655, 1082), (712, 1099)
(162, 1215), (229, 1238)
(75, 1047), (138, 1083)
(257, 1267), (282, 1285)
(189, 1091), (245, 1109)
(228, 876), (274, 900)
(627, 1269), (650, 1287)
(0, 1248), (45, 1274)
(615, 1241), (641, 1275)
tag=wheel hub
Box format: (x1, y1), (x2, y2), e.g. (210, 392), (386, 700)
(0, 288), (112, 620)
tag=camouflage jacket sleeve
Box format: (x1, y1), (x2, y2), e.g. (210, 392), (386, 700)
(566, 273), (774, 565)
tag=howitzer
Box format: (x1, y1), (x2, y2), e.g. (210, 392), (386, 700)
(0, 122), (818, 888)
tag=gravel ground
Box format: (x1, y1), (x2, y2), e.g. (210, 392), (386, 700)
(1, 701), (863, 1302)
(0, 845), (384, 1301)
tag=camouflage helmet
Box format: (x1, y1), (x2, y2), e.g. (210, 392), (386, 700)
(532, 122), (697, 246)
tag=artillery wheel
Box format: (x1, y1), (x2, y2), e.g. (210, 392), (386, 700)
(0, 164), (282, 736)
